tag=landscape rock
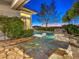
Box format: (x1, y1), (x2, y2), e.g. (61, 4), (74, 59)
(48, 48), (73, 59)
(0, 45), (33, 59)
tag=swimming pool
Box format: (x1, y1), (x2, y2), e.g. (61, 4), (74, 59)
(19, 31), (55, 48)
(18, 31), (69, 59)
(33, 31), (55, 40)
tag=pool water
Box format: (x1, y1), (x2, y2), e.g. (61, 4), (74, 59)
(19, 31), (55, 49)
(33, 31), (55, 40)
(19, 36), (55, 49)
(45, 32), (55, 40)
(20, 32), (54, 50)
(18, 31), (69, 59)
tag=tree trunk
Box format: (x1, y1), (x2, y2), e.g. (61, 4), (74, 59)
(46, 21), (48, 31)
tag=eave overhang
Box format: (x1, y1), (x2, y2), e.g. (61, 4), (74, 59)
(11, 0), (30, 10)
(20, 8), (37, 15)
(11, 0), (37, 14)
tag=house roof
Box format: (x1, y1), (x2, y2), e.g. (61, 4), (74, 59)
(0, 0), (36, 17)
(11, 0), (29, 9)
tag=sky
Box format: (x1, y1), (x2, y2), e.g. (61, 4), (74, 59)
(23, 0), (78, 26)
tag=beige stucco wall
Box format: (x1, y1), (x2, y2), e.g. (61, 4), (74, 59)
(20, 13), (32, 30)
(0, 0), (20, 17)
(0, 0), (35, 30)
(26, 18), (31, 29)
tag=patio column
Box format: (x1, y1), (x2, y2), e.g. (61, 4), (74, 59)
(21, 12), (32, 30)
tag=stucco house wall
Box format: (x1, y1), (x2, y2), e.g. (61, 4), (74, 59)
(0, 0), (20, 17)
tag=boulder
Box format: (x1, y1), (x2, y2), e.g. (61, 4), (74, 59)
(48, 48), (73, 59)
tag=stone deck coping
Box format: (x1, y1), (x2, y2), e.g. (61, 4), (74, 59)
(0, 37), (35, 46)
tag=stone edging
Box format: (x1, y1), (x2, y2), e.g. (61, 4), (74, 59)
(0, 37), (35, 46)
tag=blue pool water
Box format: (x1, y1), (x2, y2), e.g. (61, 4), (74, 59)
(18, 31), (55, 50)
(18, 31), (69, 59)
(33, 31), (55, 40)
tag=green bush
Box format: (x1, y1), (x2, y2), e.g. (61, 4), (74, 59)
(0, 16), (33, 39)
(34, 27), (54, 32)
(63, 24), (79, 36)
(20, 29), (33, 37)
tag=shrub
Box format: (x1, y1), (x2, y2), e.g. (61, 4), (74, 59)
(34, 27), (54, 32)
(20, 29), (33, 38)
(63, 24), (79, 36)
(0, 16), (33, 39)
